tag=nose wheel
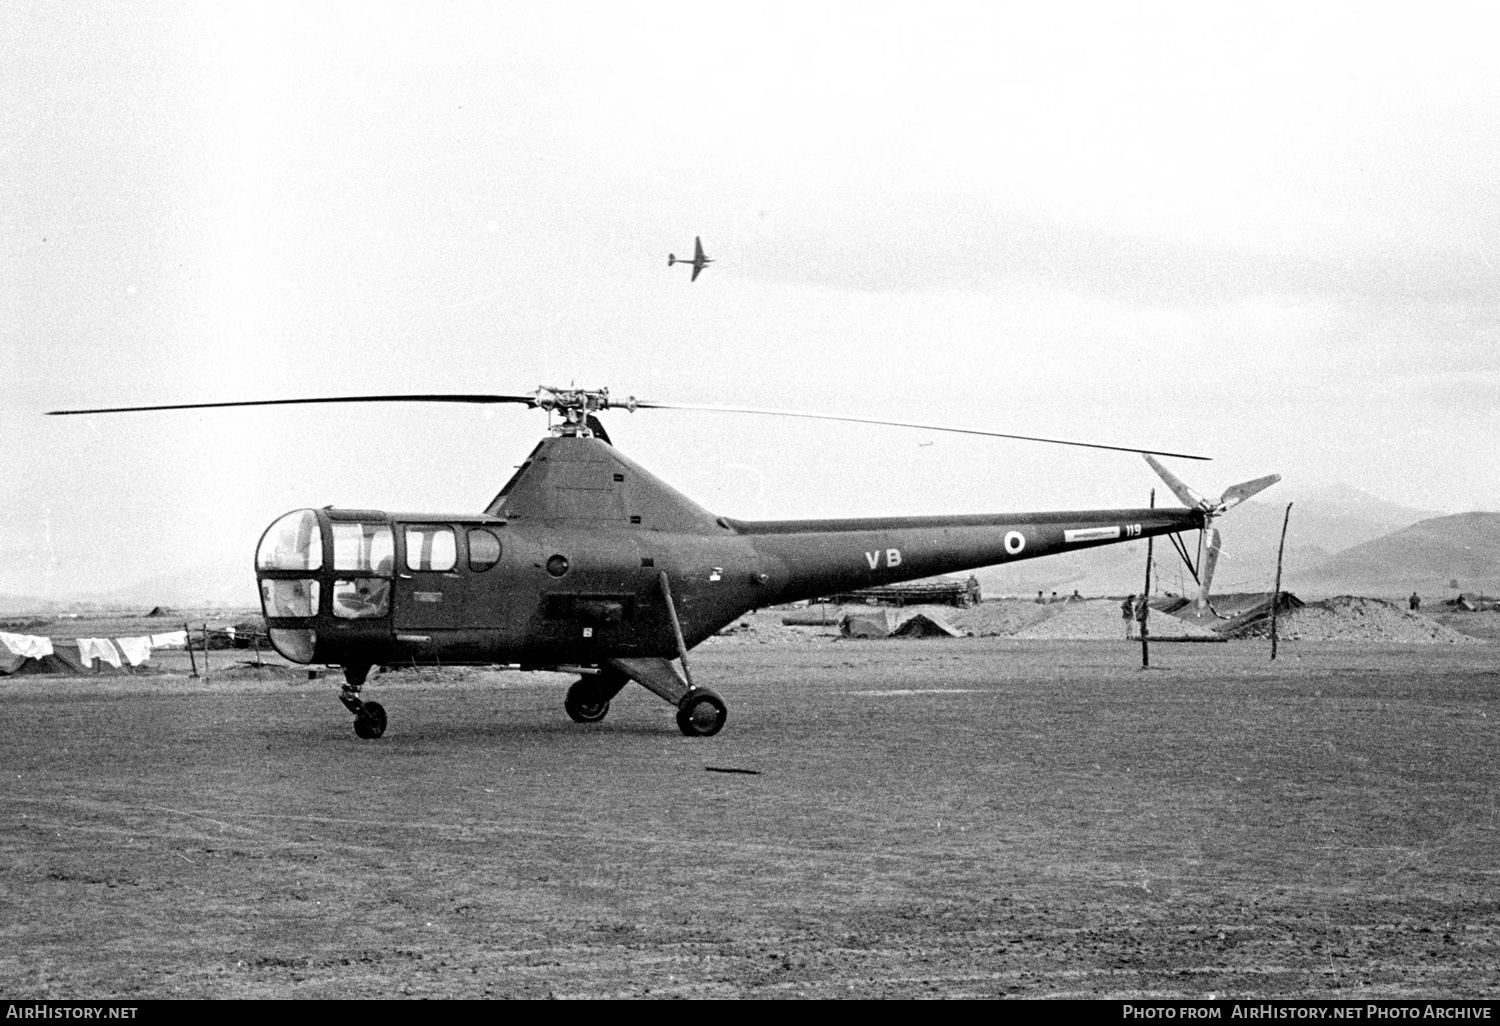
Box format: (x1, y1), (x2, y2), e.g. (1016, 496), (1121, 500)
(339, 664), (387, 739)
(353, 701), (387, 739)
(676, 688), (727, 737)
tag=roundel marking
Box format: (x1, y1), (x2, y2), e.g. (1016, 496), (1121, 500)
(1003, 531), (1026, 555)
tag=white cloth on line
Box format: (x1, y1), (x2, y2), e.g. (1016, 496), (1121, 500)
(0, 631), (54, 659)
(115, 636), (153, 666)
(76, 637), (123, 669)
(149, 631), (188, 649)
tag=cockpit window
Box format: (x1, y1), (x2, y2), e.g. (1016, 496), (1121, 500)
(333, 578), (390, 619)
(405, 526), (457, 572)
(332, 522), (394, 574)
(257, 510), (323, 571)
(261, 578), (320, 618)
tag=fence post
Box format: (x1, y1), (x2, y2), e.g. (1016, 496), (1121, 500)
(1270, 502), (1293, 660)
(184, 621), (198, 678)
(1141, 488), (1154, 669)
(202, 623), (210, 681)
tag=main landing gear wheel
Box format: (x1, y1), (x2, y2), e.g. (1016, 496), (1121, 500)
(676, 689), (727, 737)
(353, 701), (387, 739)
(564, 678), (611, 724)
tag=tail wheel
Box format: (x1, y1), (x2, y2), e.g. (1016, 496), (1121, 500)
(564, 678), (611, 724)
(676, 689), (727, 737)
(353, 701), (387, 739)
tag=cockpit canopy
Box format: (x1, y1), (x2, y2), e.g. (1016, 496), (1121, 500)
(256, 509), (322, 571)
(256, 509), (399, 663)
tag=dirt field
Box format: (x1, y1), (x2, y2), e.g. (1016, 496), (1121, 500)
(3, 637), (1499, 998)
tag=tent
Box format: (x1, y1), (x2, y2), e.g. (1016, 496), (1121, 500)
(841, 610), (893, 638)
(890, 611), (964, 638)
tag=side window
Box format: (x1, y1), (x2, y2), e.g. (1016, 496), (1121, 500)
(405, 526), (457, 572)
(468, 529), (502, 572)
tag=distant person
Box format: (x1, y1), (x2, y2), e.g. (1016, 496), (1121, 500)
(966, 575), (981, 606)
(1036, 591), (1045, 605)
(1071, 589), (1082, 602)
(1050, 591), (1059, 604)
(1123, 594), (1137, 638)
(1409, 592), (1421, 611)
(1136, 595), (1149, 631)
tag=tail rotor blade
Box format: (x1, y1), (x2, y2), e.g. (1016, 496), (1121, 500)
(1144, 454), (1209, 509)
(1197, 527), (1222, 609)
(1219, 473), (1282, 510)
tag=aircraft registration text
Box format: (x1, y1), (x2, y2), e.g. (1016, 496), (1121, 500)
(1064, 526), (1134, 544)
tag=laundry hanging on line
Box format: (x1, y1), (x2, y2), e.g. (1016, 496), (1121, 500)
(75, 638), (123, 669)
(0, 632), (54, 660)
(114, 636), (153, 667)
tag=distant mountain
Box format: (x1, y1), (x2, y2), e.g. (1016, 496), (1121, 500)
(1288, 512), (1500, 599)
(103, 560), (260, 610)
(0, 593), (56, 617)
(1281, 482), (1441, 552)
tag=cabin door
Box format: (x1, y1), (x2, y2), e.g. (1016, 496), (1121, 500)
(392, 523), (467, 630)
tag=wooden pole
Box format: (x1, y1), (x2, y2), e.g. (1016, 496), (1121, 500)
(1270, 502), (1293, 660)
(184, 621), (198, 678)
(202, 623), (210, 681)
(1141, 488), (1154, 669)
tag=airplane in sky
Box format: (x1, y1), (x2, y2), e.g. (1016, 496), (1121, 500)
(668, 237), (712, 281)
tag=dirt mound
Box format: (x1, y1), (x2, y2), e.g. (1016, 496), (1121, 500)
(1011, 599), (1221, 641)
(948, 599), (1062, 637)
(1266, 595), (1483, 644)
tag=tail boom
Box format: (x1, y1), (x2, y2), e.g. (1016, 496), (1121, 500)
(727, 507), (1204, 606)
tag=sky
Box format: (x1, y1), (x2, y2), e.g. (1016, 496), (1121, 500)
(3, 2), (1499, 601)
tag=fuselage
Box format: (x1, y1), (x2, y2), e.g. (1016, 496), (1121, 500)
(256, 434), (1202, 668)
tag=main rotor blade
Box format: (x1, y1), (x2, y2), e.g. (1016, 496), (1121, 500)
(46, 394), (539, 416)
(629, 401), (1210, 461)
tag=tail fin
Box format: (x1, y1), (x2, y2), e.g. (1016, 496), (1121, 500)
(668, 254), (677, 266)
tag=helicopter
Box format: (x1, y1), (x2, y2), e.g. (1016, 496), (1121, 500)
(48, 386), (1278, 740)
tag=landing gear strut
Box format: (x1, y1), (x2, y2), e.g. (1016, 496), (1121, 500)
(339, 664), (386, 739)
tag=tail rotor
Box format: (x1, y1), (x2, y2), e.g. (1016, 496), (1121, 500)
(1145, 456), (1279, 609)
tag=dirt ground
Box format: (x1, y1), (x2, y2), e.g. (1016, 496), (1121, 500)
(3, 638), (1500, 999)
